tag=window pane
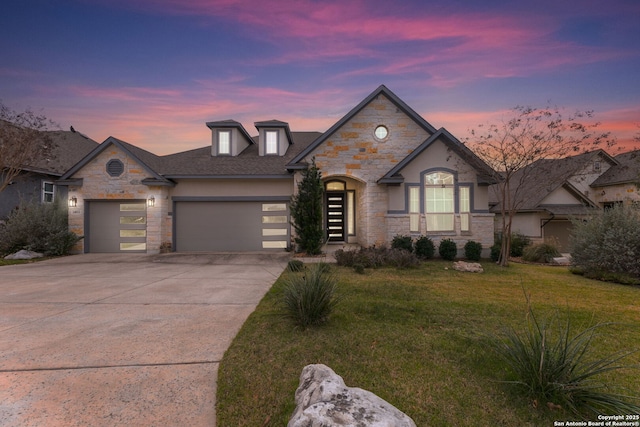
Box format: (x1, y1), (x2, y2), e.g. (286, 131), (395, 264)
(426, 213), (454, 231)
(120, 230), (146, 237)
(120, 242), (147, 251)
(426, 187), (453, 213)
(461, 213), (470, 232)
(120, 203), (146, 211)
(266, 130), (278, 154)
(326, 181), (345, 191)
(424, 172), (454, 185)
(262, 215), (287, 224)
(218, 131), (230, 154)
(120, 216), (146, 224)
(262, 229), (287, 236)
(262, 241), (287, 249)
(262, 203), (286, 212)
(460, 187), (470, 212)
(347, 191), (355, 235)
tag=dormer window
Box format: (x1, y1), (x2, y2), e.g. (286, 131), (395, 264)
(265, 130), (278, 155)
(218, 130), (231, 155)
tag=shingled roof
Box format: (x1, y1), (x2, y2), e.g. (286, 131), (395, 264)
(590, 150), (640, 187)
(489, 150), (612, 212)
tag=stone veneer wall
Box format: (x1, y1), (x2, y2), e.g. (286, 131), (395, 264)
(67, 145), (169, 254)
(309, 94), (431, 247)
(386, 213), (494, 256)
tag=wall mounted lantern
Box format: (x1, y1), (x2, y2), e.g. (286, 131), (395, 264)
(148, 196), (155, 207)
(68, 196), (77, 207)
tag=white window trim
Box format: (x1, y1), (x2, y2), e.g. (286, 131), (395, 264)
(42, 181), (55, 203)
(265, 130), (278, 155)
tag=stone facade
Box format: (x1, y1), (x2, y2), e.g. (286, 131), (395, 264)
(308, 94), (432, 247)
(67, 145), (170, 254)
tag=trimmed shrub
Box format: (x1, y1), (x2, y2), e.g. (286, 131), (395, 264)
(414, 236), (435, 260)
(570, 204), (640, 281)
(438, 239), (457, 261)
(0, 201), (80, 256)
(281, 263), (339, 328)
(522, 242), (560, 263)
(391, 234), (413, 252)
(489, 301), (640, 417)
(464, 240), (482, 261)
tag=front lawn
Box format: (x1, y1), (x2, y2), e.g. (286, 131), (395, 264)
(216, 261), (640, 426)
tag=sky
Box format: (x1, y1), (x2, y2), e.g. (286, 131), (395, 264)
(1, 0), (639, 155)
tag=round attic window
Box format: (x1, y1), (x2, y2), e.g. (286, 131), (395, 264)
(106, 159), (124, 177)
(374, 125), (388, 140)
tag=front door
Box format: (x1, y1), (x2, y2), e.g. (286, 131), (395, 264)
(326, 192), (346, 242)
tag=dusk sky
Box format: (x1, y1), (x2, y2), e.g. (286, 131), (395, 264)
(2, 0), (639, 155)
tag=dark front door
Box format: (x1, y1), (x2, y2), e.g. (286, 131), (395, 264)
(326, 192), (346, 242)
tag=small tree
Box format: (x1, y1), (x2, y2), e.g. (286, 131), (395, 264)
(290, 159), (324, 255)
(0, 102), (58, 193)
(466, 105), (614, 266)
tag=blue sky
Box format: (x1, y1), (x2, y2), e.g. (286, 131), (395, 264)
(1, 0), (639, 154)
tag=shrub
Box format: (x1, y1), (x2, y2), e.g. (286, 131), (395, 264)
(281, 263), (339, 328)
(0, 201), (81, 256)
(353, 264), (365, 274)
(386, 248), (420, 269)
(570, 204), (640, 280)
(489, 300), (640, 418)
(464, 240), (482, 261)
(414, 236), (435, 260)
(438, 239), (457, 261)
(391, 234), (413, 252)
(522, 243), (561, 263)
(490, 242), (501, 262)
(287, 259), (305, 272)
(510, 232), (531, 257)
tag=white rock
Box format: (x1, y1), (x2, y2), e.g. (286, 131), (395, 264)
(288, 364), (416, 427)
(452, 261), (483, 273)
(4, 250), (44, 260)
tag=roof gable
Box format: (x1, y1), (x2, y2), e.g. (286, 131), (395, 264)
(287, 85), (437, 168)
(60, 136), (171, 185)
(378, 128), (498, 185)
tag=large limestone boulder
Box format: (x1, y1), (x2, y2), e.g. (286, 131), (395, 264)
(4, 250), (44, 260)
(452, 260), (483, 273)
(288, 364), (416, 427)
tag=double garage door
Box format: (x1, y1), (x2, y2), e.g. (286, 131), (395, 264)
(174, 200), (290, 252)
(87, 200), (289, 253)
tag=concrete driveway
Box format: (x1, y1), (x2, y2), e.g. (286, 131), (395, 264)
(0, 252), (289, 427)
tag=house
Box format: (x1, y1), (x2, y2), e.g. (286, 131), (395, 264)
(489, 149), (639, 251)
(590, 150), (640, 208)
(0, 126), (99, 219)
(58, 85), (498, 254)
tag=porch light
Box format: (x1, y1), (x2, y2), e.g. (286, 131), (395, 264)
(147, 196), (155, 207)
(68, 196), (77, 207)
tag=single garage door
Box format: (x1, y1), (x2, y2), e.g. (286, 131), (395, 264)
(88, 201), (147, 253)
(543, 220), (572, 252)
(174, 201), (289, 251)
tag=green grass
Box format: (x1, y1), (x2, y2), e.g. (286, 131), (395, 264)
(216, 261), (640, 426)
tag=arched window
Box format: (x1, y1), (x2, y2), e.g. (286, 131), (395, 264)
(424, 171), (454, 231)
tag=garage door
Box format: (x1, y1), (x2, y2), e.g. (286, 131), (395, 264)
(543, 220), (572, 252)
(174, 201), (289, 251)
(88, 201), (147, 253)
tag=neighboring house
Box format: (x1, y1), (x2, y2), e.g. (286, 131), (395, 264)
(590, 150), (640, 208)
(59, 85), (498, 254)
(0, 128), (99, 218)
(488, 149), (640, 251)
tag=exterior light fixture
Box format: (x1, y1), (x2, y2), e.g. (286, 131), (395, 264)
(69, 196), (77, 207)
(148, 196), (155, 207)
